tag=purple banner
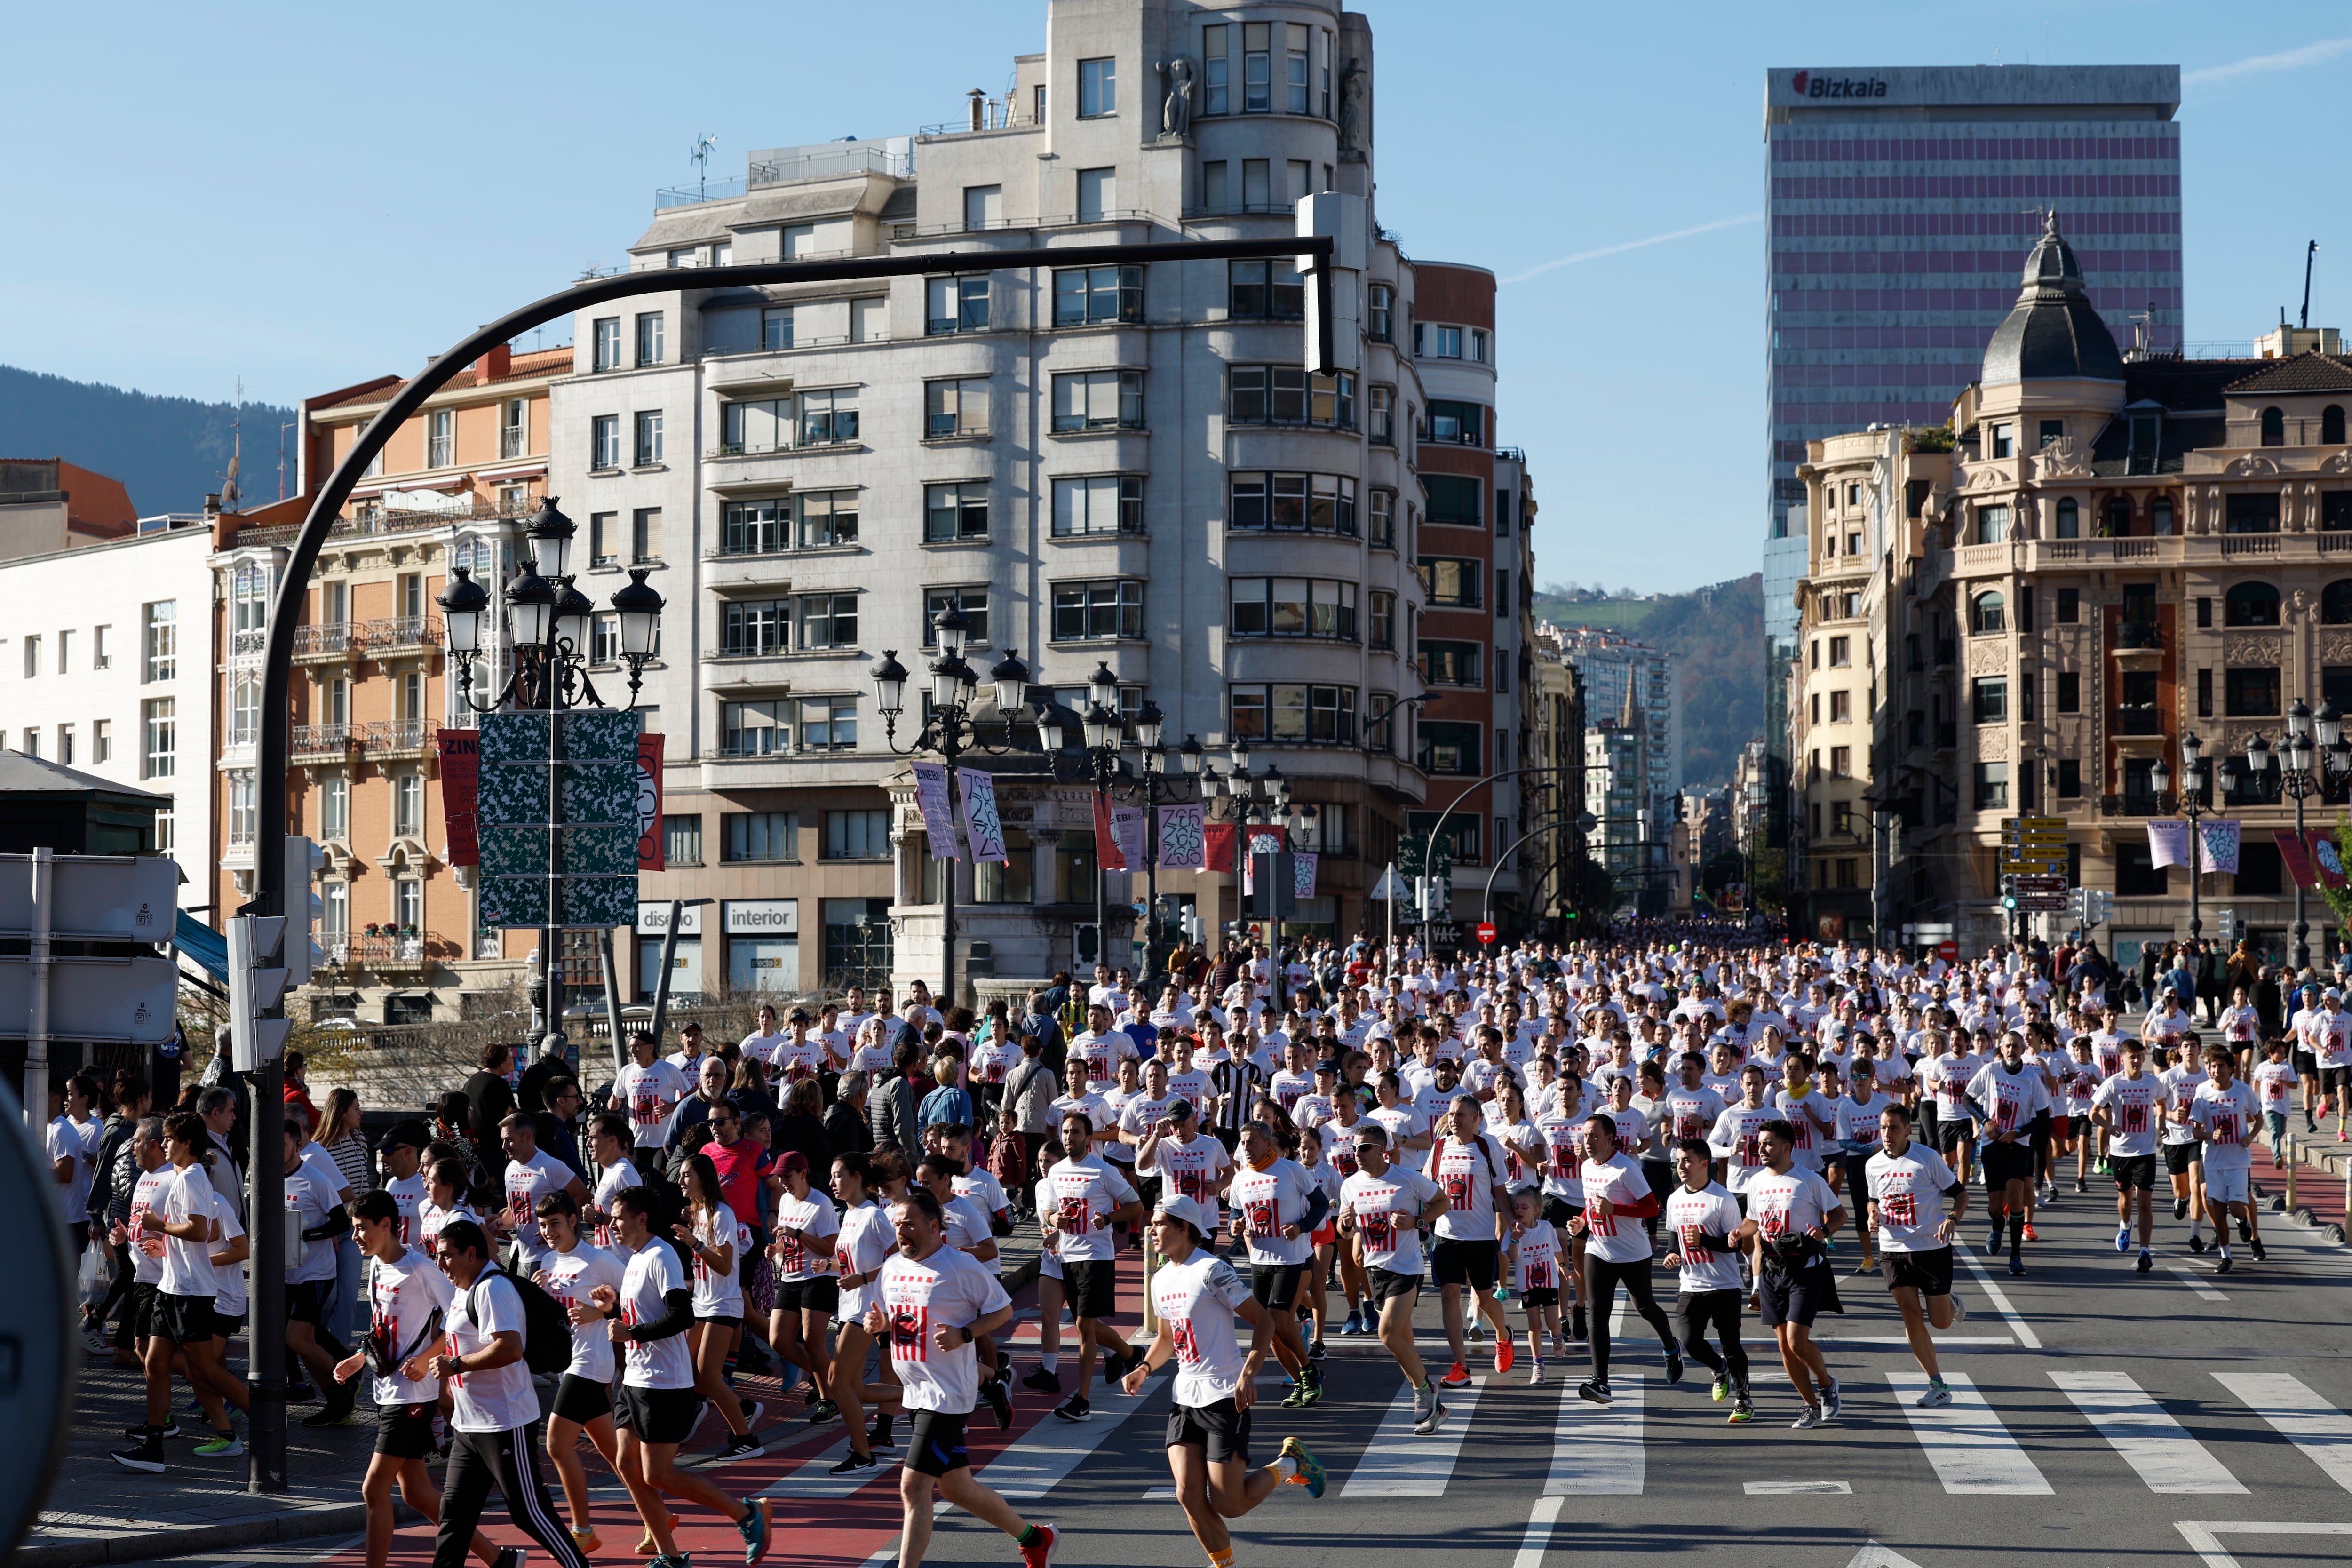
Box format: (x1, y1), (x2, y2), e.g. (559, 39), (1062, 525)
(1157, 804), (1206, 869)
(957, 768), (1008, 864)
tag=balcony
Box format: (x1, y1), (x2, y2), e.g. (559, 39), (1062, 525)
(361, 718), (430, 756)
(293, 723), (357, 760)
(2114, 621), (2163, 650)
(331, 933), (431, 973)
(294, 624), (359, 662)
(364, 616), (439, 654)
(2114, 703), (2162, 736)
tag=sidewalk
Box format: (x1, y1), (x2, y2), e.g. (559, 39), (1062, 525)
(2271, 1125), (2352, 1241)
(25, 1235), (1046, 1568)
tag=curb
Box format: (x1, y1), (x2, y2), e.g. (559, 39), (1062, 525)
(16, 1500), (415, 1568)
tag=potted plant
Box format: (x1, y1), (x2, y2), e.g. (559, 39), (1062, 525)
(365, 922), (382, 936)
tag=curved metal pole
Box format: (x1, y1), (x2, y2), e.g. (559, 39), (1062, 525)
(1481, 817), (1584, 926)
(1412, 763), (1576, 942)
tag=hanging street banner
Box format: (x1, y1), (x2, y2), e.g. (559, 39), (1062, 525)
(2145, 820), (2192, 870)
(474, 708), (641, 929)
(957, 767), (1009, 864)
(1110, 806), (1149, 872)
(636, 732), (665, 872)
(2273, 827), (2351, 889)
(1095, 790), (1126, 871)
(911, 762), (963, 860)
(1157, 804), (1206, 869)
(1294, 851), (1319, 900)
(1207, 822), (1287, 874)
(437, 727), (481, 867)
(2198, 818), (2240, 876)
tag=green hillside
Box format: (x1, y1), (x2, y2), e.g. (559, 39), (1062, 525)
(0, 365), (294, 516)
(1537, 573), (1763, 789)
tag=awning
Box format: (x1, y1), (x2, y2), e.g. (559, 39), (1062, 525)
(175, 911), (229, 980)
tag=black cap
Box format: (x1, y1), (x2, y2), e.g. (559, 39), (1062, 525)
(1315, 1058), (1341, 1075)
(381, 1118), (432, 1153)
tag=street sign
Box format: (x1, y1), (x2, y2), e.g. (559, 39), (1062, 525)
(0, 853), (177, 939)
(1369, 864), (1407, 902)
(2013, 871), (2069, 912)
(0, 956), (179, 1043)
(1476, 921), (1498, 944)
(475, 709), (643, 929)
(1935, 939), (1959, 961)
(0, 852), (184, 1123)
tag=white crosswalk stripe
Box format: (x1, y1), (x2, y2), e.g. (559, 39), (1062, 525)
(1883, 1372), (2053, 1495)
(1541, 1373), (1645, 1494)
(2048, 1370), (2247, 1494)
(1340, 1377), (1487, 1496)
(2212, 1372), (2352, 1495)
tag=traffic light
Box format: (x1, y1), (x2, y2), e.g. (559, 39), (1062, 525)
(284, 835), (326, 985)
(2089, 889), (2113, 926)
(227, 913), (292, 1071)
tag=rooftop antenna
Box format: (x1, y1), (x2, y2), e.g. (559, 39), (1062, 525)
(690, 133), (717, 201)
(221, 378), (244, 512)
(2302, 239), (2320, 330)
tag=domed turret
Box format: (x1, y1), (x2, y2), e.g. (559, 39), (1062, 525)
(1980, 212), (2124, 386)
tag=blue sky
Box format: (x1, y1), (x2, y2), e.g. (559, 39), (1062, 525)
(6, 2), (2351, 593)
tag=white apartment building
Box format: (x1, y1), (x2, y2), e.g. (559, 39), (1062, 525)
(0, 515), (217, 897)
(1549, 625), (1680, 811)
(551, 0), (1545, 1002)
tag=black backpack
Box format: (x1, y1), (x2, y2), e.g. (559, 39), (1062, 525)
(471, 1265), (575, 1377)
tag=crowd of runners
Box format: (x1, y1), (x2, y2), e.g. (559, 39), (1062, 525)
(48, 921), (2348, 1567)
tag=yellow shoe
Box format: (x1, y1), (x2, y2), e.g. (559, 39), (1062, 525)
(571, 1527), (601, 1556)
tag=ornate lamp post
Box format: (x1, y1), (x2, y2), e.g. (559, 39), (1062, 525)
(2151, 730), (2236, 948)
(2267, 698), (2351, 971)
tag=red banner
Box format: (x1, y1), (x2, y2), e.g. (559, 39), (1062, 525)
(636, 732), (665, 871)
(1095, 789), (1126, 871)
(437, 727), (480, 867)
(1203, 822), (1287, 871)
(2274, 827), (2348, 890)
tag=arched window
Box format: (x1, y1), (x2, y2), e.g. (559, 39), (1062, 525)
(1972, 591), (2006, 633)
(2261, 406), (2286, 446)
(2225, 581), (2281, 627)
(2055, 498), (2079, 539)
(2324, 580), (2352, 625)
(2325, 405), (2346, 446)
(2152, 497), (2175, 535)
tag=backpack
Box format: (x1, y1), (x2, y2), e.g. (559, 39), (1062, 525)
(987, 1123), (1030, 1199)
(471, 1265), (574, 1377)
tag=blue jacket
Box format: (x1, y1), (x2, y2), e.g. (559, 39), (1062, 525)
(919, 1082), (974, 1131)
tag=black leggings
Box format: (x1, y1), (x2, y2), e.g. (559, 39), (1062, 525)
(1671, 1286), (1750, 1390)
(1582, 1255), (1676, 1383)
(434, 1424), (591, 1568)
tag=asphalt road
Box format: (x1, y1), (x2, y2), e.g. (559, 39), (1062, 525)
(105, 1184), (2352, 1568)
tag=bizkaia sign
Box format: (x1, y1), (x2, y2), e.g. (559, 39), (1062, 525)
(1791, 70), (1888, 100)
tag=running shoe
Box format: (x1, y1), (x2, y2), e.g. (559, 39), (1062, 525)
(982, 1376), (1014, 1431)
(1281, 1380), (1310, 1410)
(2115, 1223), (2132, 1254)
(1309, 1339), (1327, 1361)
(1052, 1394), (1092, 1423)
(301, 1389), (358, 1428)
(1570, 1303), (1588, 1341)
(1495, 1286), (1514, 1305)
(80, 1326), (108, 1355)
(1340, 1312), (1363, 1336)
(829, 1450), (880, 1475)
(1948, 1291), (1968, 1324)
(2174, 1197), (2190, 1220)
(1101, 1349), (1134, 1388)
(125, 1417), (179, 1441)
(1411, 1397), (1449, 1436)
(1852, 1256), (1875, 1276)
(1280, 1435), (1327, 1498)
(1791, 1405), (1824, 1430)
(1018, 1523), (1060, 1568)
(867, 1418), (896, 1450)
(1022, 1366), (1063, 1394)
(739, 1496), (772, 1565)
(806, 1400), (840, 1424)
(739, 1400), (766, 1428)
(2215, 1254), (2233, 1274)
(1495, 1337), (1516, 1377)
(1466, 1320), (1484, 1343)
(1577, 1377), (1613, 1406)
(2250, 1235), (2268, 1262)
(714, 1433), (763, 1462)
(1663, 1344), (1685, 1386)
(1711, 1374), (1731, 1404)
(1821, 1378), (1843, 1421)
(1439, 1361), (1471, 1388)
(492, 1549), (524, 1568)
(109, 1435), (166, 1473)
(1986, 1225), (2004, 1254)
(193, 1432), (244, 1458)
(2074, 1179), (2088, 1194)
(1915, 1381), (1952, 1409)
(638, 1527), (661, 1555)
(1727, 1400), (1755, 1424)
(2136, 1249), (2154, 1274)
(2021, 1224), (2041, 1243)
(2237, 1218), (2253, 1243)
(2007, 1257), (2026, 1277)
(570, 1527), (602, 1556)
(1297, 1368), (1324, 1408)
(1530, 1361), (1546, 1385)
(2188, 1234), (2208, 1254)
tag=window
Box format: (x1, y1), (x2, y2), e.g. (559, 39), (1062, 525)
(723, 811), (799, 862)
(1284, 22), (1309, 112)
(722, 702), (789, 757)
(824, 809), (890, 860)
(1228, 259), (1304, 320)
(2054, 587), (2079, 625)
(2225, 666), (2281, 716)
(1369, 490), (1394, 548)
(662, 814), (703, 867)
(390, 772), (421, 838)
(1076, 167), (1115, 223)
(1972, 677), (2007, 723)
(1419, 638), (1479, 684)
(591, 415), (621, 470)
(924, 482), (990, 542)
(230, 563), (271, 637)
(631, 507), (660, 562)
(1241, 22), (1272, 112)
(2326, 406), (2349, 446)
(1052, 580), (1144, 641)
(1053, 475), (1143, 536)
(720, 397), (788, 454)
(1829, 746), (1853, 777)
(926, 275), (989, 334)
(1203, 23), (1231, 114)
(1415, 557), (1481, 607)
(53, 724), (72, 765)
(798, 594), (858, 648)
(143, 602), (175, 681)
(1232, 577), (1358, 640)
(922, 588), (991, 650)
(1201, 160), (1229, 212)
(1828, 635), (1851, 667)
(666, 247), (701, 269)
(1971, 762), (2008, 810)
(229, 669), (260, 745)
(2055, 497), (2079, 538)
(1427, 400), (1484, 446)
(88, 717), (112, 764)
(761, 306), (795, 351)
(1053, 265), (1142, 326)
(722, 600), (789, 657)
(2198, 597), (2213, 629)
(2057, 670), (2080, 712)
(926, 378), (989, 438)
(1050, 369), (1144, 431)
(1416, 719), (1480, 774)
(635, 312), (664, 366)
(1830, 689), (1852, 722)
(1989, 423), (2015, 460)
(1974, 504), (2009, 544)
(227, 768), (255, 844)
(721, 499), (786, 556)
(1078, 56), (1115, 117)
(1370, 591), (1396, 649)
(2227, 493), (2281, 534)
(1229, 472), (1356, 535)
(1416, 323), (1463, 359)
(1227, 366), (1354, 428)
(2225, 581), (2281, 627)
(591, 318), (620, 371)
(962, 184), (1002, 231)
(2117, 837), (2167, 895)
(2152, 498), (2176, 535)
(788, 488), (853, 549)
(1369, 385), (1394, 445)
(424, 409), (453, 469)
(1971, 591), (2005, 633)
(1232, 682), (1358, 744)
(798, 696), (858, 749)
(587, 611), (619, 665)
(501, 398), (527, 458)
(2261, 406), (2286, 447)
(1423, 474), (1481, 525)
(799, 388), (859, 446)
(1368, 284), (1393, 342)
(1496, 569), (1510, 619)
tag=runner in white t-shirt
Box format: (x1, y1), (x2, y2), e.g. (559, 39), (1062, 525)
(765, 1150), (848, 1430)
(1225, 1121), (1327, 1409)
(2187, 1044), (2267, 1272)
(531, 1191), (629, 1555)
(1862, 1104), (1969, 1410)
(1660, 1136), (1752, 1422)
(608, 1033), (691, 1156)
(2091, 1037), (2165, 1271)
(585, 1114), (642, 1258)
(1736, 1120), (1848, 1428)
(1041, 1114), (1142, 1422)
(1337, 1122), (1450, 1433)
(1569, 1114), (1680, 1407)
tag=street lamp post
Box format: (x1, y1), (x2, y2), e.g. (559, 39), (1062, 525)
(2152, 730), (2237, 949)
(2266, 698), (2350, 972)
(870, 605), (1033, 1011)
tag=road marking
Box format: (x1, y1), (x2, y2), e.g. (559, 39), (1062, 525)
(752, 1436), (884, 1500)
(2213, 1373), (2352, 1494)
(1954, 1250), (2042, 1348)
(1512, 1495), (1566, 1568)
(1340, 1375), (1487, 1496)
(1542, 1372), (1644, 1495)
(1844, 1544), (1932, 1568)
(2165, 1264), (2229, 1302)
(946, 1367), (1166, 1507)
(2049, 1370), (2247, 1494)
(1747, 1479), (1852, 1495)
(1820, 1334), (2015, 1346)
(1883, 1371), (2053, 1494)
(2174, 1521), (2352, 1568)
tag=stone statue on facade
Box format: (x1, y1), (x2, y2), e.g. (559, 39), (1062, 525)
(1337, 57), (1366, 159)
(1156, 56), (1193, 140)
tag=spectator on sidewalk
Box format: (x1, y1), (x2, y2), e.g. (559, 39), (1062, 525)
(462, 1044), (518, 1153)
(826, 1072), (875, 1159)
(867, 1043), (925, 1153)
(283, 1051), (320, 1137)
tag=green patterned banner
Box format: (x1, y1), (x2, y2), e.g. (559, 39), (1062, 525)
(474, 709), (643, 928)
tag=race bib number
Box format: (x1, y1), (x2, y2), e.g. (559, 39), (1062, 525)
(1878, 1190), (1917, 1227)
(888, 1303), (930, 1362)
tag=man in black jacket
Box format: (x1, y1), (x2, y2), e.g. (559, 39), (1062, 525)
(461, 1044), (518, 1153)
(866, 1044), (923, 1153)
(826, 1072), (875, 1158)
(515, 1035), (577, 1117)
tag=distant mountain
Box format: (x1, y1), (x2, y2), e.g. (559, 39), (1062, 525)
(1535, 572), (1764, 790)
(0, 366), (295, 517)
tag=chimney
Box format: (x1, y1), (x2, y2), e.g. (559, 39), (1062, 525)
(203, 493), (221, 518)
(473, 343), (512, 381)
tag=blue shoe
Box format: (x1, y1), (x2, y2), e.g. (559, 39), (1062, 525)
(2114, 1223), (2131, 1254)
(739, 1497), (771, 1564)
(1281, 1434), (1327, 1498)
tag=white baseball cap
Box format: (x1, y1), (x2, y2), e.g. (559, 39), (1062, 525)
(1151, 1194), (1213, 1234)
